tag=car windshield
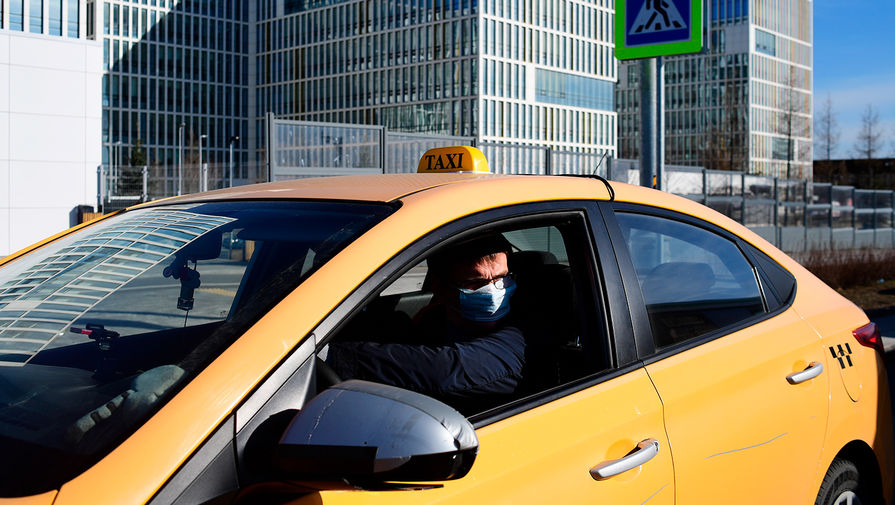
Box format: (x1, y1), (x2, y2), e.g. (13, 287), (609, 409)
(0, 200), (394, 497)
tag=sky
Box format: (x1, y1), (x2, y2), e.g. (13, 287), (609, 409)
(812, 1), (895, 159)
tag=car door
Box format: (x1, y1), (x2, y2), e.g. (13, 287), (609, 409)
(269, 203), (676, 505)
(606, 205), (829, 504)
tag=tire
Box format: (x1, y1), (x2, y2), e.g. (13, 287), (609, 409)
(815, 459), (868, 505)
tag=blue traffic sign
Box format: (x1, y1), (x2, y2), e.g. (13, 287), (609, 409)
(615, 0), (703, 60)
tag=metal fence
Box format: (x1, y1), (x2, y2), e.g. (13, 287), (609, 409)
(605, 160), (895, 252)
(96, 165), (147, 212)
(96, 119), (895, 253)
(96, 160), (263, 212)
(267, 119), (612, 180)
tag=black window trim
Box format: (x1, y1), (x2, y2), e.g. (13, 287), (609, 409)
(604, 202), (797, 364)
(740, 242), (798, 308)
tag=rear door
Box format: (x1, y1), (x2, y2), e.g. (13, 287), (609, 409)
(605, 204), (829, 504)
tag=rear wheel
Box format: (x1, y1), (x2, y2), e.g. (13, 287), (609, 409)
(815, 459), (866, 505)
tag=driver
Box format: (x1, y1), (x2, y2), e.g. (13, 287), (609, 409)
(325, 234), (526, 408)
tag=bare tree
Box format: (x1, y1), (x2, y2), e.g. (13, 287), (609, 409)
(814, 94), (840, 160)
(777, 66), (810, 179)
(699, 81), (748, 171)
(854, 104), (883, 159)
(854, 104), (883, 187)
(890, 123), (895, 158)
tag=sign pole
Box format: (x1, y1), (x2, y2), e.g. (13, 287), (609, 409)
(656, 55), (664, 191)
(639, 58), (657, 188)
(616, 0), (704, 190)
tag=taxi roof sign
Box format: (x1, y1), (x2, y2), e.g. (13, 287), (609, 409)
(417, 146), (489, 174)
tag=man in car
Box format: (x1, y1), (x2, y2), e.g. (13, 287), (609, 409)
(325, 234), (526, 410)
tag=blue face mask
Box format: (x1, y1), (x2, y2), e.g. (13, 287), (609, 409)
(457, 277), (516, 322)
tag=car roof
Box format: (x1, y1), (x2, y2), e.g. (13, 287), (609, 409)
(131, 172), (720, 229)
(139, 173), (496, 206)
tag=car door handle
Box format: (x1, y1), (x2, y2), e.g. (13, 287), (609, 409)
(590, 438), (660, 480)
(786, 361), (824, 384)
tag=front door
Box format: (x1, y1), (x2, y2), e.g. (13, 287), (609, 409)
(294, 208), (676, 504)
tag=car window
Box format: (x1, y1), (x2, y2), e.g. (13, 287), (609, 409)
(615, 212), (765, 348)
(321, 216), (607, 419)
(0, 200), (394, 497)
(379, 226), (569, 296)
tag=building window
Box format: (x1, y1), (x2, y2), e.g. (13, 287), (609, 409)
(535, 68), (614, 111)
(755, 29), (776, 56)
(71, 0), (81, 37)
(10, 0), (24, 30)
(30, 0), (43, 33)
(49, 0), (62, 35)
(772, 137), (792, 161)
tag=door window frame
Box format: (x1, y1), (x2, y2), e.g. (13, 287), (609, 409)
(602, 202), (797, 362)
(231, 201), (639, 428)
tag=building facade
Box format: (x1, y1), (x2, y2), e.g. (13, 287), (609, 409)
(253, 0), (618, 166)
(91, 0), (619, 196)
(97, 0), (251, 195)
(1, 0), (102, 255)
(616, 0), (813, 179)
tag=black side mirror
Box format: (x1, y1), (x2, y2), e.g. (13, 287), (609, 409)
(275, 380), (478, 485)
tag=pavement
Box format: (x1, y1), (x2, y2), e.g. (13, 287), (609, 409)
(884, 337), (895, 354)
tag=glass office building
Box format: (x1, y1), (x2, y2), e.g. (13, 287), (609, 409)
(616, 0), (812, 179)
(93, 0), (618, 189)
(97, 0), (251, 194)
(254, 0), (618, 164)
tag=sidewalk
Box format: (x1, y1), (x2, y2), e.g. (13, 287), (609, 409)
(885, 337), (895, 354)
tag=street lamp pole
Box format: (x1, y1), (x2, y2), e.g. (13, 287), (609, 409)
(177, 122), (185, 196)
(113, 140), (122, 197)
(228, 136), (240, 188)
(199, 134), (208, 192)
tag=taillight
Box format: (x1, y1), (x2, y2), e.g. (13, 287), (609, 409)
(853, 322), (883, 353)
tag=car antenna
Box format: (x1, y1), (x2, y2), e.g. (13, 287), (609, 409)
(587, 151), (614, 201)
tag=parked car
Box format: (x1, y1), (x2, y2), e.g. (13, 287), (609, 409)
(0, 146), (890, 505)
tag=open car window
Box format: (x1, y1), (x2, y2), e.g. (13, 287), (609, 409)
(321, 217), (609, 421)
(0, 200), (394, 497)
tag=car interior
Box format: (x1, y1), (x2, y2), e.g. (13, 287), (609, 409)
(321, 221), (607, 418)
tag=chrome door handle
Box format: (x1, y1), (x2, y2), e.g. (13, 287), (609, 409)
(590, 438), (660, 480)
(786, 361), (824, 384)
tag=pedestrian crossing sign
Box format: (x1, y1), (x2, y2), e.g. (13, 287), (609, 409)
(615, 0), (704, 60)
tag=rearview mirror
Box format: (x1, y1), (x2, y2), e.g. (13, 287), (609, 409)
(275, 380), (478, 485)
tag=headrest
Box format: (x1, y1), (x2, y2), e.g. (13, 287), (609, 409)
(508, 250), (559, 273)
(641, 262), (715, 304)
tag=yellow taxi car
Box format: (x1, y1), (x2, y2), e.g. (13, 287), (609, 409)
(0, 146), (891, 505)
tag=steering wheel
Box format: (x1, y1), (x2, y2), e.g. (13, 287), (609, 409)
(315, 355), (342, 388)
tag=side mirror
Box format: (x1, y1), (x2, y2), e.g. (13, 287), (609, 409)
(275, 380), (478, 485)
